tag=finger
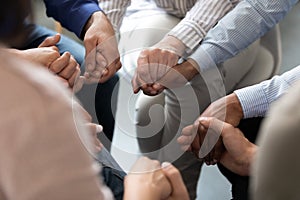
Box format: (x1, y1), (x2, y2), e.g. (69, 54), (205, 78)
(49, 52), (71, 73)
(38, 33), (61, 47)
(161, 162), (189, 199)
(73, 75), (85, 93)
(132, 73), (148, 94)
(95, 51), (107, 75)
(198, 117), (224, 158)
(86, 123), (103, 151)
(137, 51), (152, 85)
(147, 51), (160, 83)
(68, 64), (81, 88)
(58, 55), (78, 79)
(84, 39), (97, 74)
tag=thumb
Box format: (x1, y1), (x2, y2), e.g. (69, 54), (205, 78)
(197, 117), (224, 158)
(38, 33), (61, 47)
(161, 162), (189, 200)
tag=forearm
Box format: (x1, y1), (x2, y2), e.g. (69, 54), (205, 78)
(168, 0), (239, 53)
(220, 144), (257, 176)
(44, 0), (101, 38)
(234, 65), (300, 118)
(188, 0), (297, 71)
(98, 0), (131, 34)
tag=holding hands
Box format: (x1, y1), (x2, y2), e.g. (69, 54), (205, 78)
(178, 93), (256, 175)
(132, 36), (199, 95)
(124, 157), (189, 200)
(83, 11), (121, 84)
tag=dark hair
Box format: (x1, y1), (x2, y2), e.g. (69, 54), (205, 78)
(0, 0), (31, 45)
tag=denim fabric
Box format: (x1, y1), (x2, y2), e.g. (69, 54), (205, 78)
(19, 24), (120, 145)
(96, 149), (126, 200)
(20, 24), (85, 66)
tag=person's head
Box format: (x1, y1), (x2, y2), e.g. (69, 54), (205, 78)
(0, 0), (31, 46)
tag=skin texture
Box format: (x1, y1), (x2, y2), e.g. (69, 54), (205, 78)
(179, 93), (244, 165)
(83, 11), (121, 84)
(178, 117), (257, 176)
(132, 35), (188, 95)
(124, 157), (189, 200)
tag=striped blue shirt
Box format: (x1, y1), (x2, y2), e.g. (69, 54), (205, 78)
(234, 66), (300, 118)
(189, 0), (298, 72)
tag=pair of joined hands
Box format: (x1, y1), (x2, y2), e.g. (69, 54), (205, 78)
(132, 35), (199, 96)
(178, 93), (257, 176)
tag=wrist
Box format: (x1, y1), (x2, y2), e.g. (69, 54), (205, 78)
(157, 35), (186, 56)
(227, 93), (244, 120)
(81, 11), (105, 38)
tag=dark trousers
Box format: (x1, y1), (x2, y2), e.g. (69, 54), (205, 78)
(218, 117), (264, 200)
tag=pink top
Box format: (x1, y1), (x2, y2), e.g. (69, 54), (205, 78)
(0, 50), (113, 200)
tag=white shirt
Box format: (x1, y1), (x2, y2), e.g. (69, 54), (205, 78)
(99, 0), (239, 52)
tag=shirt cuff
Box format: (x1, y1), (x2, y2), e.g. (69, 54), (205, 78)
(234, 84), (269, 119)
(187, 45), (217, 73)
(168, 19), (206, 53)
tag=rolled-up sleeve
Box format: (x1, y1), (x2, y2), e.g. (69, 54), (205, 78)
(168, 0), (239, 53)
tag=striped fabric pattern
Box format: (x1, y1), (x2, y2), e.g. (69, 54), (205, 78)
(234, 65), (300, 118)
(98, 0), (239, 52)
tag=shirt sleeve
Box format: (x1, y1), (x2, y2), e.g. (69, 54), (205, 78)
(168, 0), (240, 53)
(234, 65), (300, 118)
(188, 0), (297, 72)
(43, 0), (102, 38)
(98, 0), (131, 34)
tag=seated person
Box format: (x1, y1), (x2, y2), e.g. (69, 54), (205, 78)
(0, 1), (188, 199)
(179, 65), (300, 199)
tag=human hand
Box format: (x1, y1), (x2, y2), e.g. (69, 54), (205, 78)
(18, 46), (60, 68)
(195, 93), (244, 164)
(161, 162), (189, 200)
(200, 117), (256, 176)
(83, 11), (121, 84)
(132, 36), (186, 95)
(124, 157), (172, 200)
(39, 34), (84, 91)
(74, 102), (103, 152)
(178, 118), (225, 165)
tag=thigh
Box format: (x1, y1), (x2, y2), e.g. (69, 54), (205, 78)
(21, 24), (85, 66)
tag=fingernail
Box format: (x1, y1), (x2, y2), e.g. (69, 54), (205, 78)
(199, 117), (208, 122)
(94, 71), (101, 77)
(161, 162), (171, 168)
(102, 68), (108, 75)
(96, 125), (103, 133)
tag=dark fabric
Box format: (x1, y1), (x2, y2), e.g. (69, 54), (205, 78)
(218, 117), (264, 200)
(96, 149), (126, 200)
(43, 0), (101, 38)
(77, 74), (120, 151)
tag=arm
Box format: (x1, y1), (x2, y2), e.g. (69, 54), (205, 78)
(167, 0), (240, 53)
(44, 0), (101, 38)
(189, 0), (298, 72)
(234, 65), (300, 118)
(98, 0), (131, 34)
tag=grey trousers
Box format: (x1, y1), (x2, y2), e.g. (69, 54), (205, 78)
(120, 12), (261, 199)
